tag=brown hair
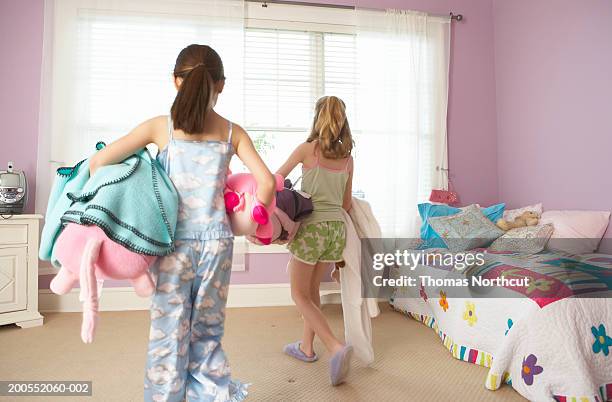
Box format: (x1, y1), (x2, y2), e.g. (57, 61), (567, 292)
(170, 44), (224, 134)
(306, 96), (353, 159)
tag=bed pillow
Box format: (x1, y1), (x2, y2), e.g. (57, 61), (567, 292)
(489, 223), (554, 254)
(418, 203), (505, 248)
(503, 203), (543, 221)
(481, 203), (506, 223)
(428, 204), (505, 252)
(540, 210), (611, 254)
(418, 203), (461, 248)
(460, 203), (506, 219)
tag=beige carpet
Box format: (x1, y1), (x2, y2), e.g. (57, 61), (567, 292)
(0, 303), (525, 402)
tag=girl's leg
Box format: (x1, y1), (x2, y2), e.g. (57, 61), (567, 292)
(186, 238), (248, 402)
(289, 257), (344, 355)
(300, 262), (329, 357)
(144, 244), (195, 402)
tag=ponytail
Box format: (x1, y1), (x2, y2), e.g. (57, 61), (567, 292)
(307, 96), (354, 159)
(170, 44), (224, 135)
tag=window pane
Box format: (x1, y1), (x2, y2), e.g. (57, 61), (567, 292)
(244, 29), (319, 131)
(323, 33), (357, 123)
(74, 12), (243, 157)
(242, 29), (359, 187)
(230, 130), (306, 180)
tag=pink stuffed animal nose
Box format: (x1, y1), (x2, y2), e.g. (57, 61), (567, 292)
(256, 236), (272, 245)
(224, 191), (241, 212)
(252, 204), (269, 225)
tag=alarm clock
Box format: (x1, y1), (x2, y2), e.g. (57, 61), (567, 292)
(0, 162), (28, 214)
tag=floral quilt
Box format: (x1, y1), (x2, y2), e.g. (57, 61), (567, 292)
(390, 251), (612, 401)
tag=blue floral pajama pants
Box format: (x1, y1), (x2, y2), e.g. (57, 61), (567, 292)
(144, 238), (248, 402)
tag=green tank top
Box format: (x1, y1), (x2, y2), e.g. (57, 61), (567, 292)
(300, 146), (351, 225)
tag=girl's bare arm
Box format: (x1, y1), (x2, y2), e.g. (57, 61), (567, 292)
(342, 158), (353, 211)
(276, 143), (307, 179)
(89, 116), (166, 175)
(232, 126), (276, 206)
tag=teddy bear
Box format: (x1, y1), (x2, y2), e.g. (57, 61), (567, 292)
(496, 211), (540, 231)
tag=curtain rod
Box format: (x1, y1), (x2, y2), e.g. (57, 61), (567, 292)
(246, 0), (464, 21)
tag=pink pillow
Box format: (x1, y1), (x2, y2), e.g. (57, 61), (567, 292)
(540, 210), (610, 254)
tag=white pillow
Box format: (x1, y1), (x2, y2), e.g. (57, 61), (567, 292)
(540, 210), (611, 255)
(503, 203), (543, 221)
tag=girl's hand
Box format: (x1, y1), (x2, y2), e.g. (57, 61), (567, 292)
(89, 116), (166, 176)
(232, 126), (276, 206)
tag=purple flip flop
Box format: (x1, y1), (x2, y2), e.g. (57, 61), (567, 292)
(283, 342), (319, 363)
(329, 344), (353, 386)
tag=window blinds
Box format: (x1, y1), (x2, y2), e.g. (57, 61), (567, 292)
(243, 28), (356, 132)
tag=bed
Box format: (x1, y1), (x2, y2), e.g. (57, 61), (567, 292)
(389, 249), (612, 401)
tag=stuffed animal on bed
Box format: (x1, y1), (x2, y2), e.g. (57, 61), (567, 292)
(224, 172), (284, 244)
(51, 224), (157, 343)
(496, 211), (540, 231)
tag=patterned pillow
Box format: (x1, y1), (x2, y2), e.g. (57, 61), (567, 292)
(489, 224), (554, 254)
(428, 204), (505, 252)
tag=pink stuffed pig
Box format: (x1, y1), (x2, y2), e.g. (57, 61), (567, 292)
(224, 173), (284, 244)
(51, 223), (156, 343)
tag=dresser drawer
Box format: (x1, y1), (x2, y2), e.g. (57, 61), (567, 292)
(0, 246), (27, 313)
(0, 224), (28, 245)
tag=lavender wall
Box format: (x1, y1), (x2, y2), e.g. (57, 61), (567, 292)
(493, 0), (612, 239)
(0, 0), (44, 213)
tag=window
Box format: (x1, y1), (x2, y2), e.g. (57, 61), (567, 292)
(237, 27), (357, 184)
(39, 1), (450, 239)
(49, 1), (359, 189)
(72, 10), (245, 159)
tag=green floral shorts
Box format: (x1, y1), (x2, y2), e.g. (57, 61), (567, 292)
(288, 221), (346, 265)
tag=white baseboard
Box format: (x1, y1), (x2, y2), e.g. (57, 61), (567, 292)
(39, 282), (341, 312)
(38, 263), (251, 276)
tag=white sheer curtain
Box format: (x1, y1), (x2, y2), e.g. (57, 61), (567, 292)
(354, 9), (450, 237)
(36, 0), (246, 268)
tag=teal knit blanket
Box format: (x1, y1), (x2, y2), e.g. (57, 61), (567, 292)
(40, 146), (178, 266)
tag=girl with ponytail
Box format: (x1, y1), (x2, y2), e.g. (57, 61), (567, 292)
(277, 96), (355, 386)
(90, 44), (275, 401)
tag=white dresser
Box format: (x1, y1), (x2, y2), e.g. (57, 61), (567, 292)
(0, 214), (44, 328)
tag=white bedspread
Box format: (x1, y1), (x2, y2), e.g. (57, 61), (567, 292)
(390, 251), (612, 401)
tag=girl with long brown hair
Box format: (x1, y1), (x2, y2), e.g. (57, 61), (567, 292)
(90, 44), (276, 401)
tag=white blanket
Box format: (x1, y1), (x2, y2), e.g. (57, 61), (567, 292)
(340, 198), (381, 365)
